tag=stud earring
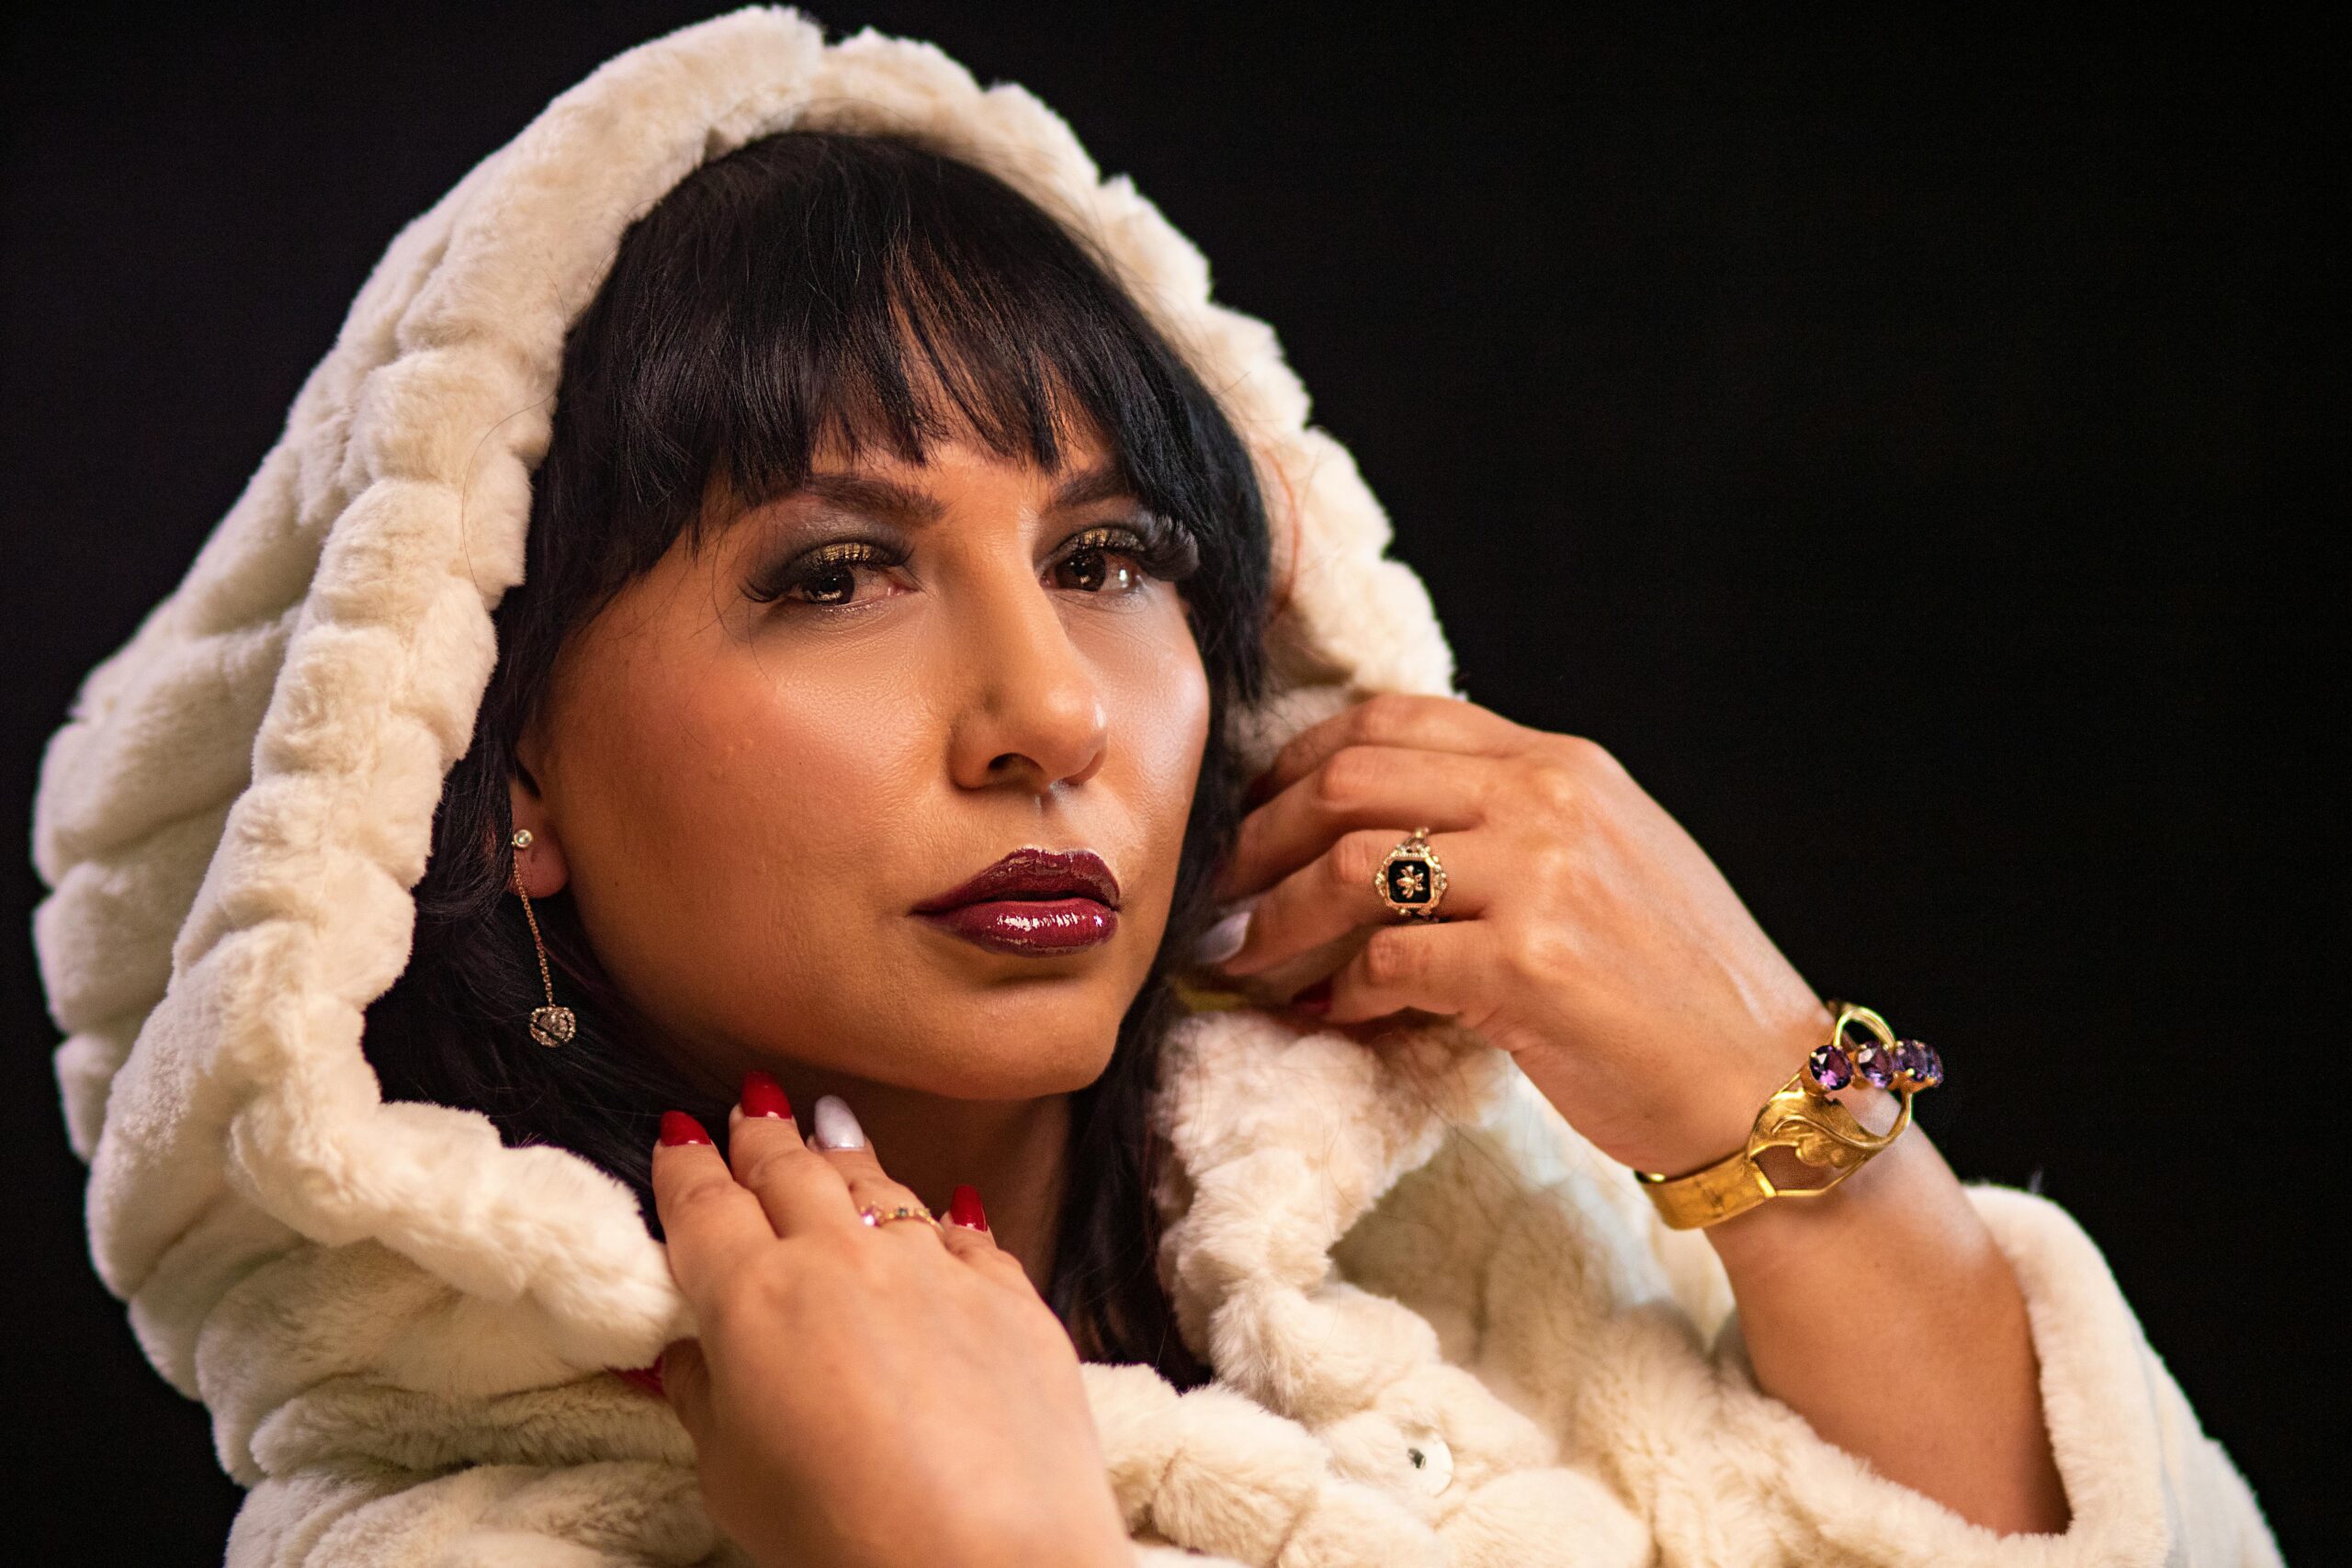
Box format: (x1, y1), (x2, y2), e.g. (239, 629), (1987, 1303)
(509, 828), (576, 1048)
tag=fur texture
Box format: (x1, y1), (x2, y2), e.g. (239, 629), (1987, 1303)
(28, 9), (2280, 1564)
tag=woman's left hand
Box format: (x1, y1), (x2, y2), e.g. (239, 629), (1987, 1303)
(1205, 692), (1836, 1176)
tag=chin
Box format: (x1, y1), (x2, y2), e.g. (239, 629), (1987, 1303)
(904, 960), (1138, 1055)
(949, 1038), (1122, 1101)
(897, 1010), (1124, 1101)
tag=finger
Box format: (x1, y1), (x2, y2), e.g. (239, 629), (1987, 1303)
(650, 1112), (781, 1302)
(1215, 744), (1499, 903)
(933, 1187), (1036, 1289)
(725, 1073), (858, 1236)
(1242, 693), (1527, 810)
(1320, 913), (1506, 1028)
(805, 1095), (941, 1239)
(1216, 825), (1498, 979)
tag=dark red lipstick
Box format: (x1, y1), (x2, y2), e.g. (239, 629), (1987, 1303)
(912, 847), (1121, 956)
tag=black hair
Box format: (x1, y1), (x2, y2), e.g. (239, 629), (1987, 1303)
(360, 129), (1274, 1388)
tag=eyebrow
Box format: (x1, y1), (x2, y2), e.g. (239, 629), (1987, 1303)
(1048, 462), (1135, 509)
(791, 461), (1134, 525)
(797, 473), (947, 525)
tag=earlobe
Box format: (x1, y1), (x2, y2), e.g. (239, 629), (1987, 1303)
(506, 773), (571, 898)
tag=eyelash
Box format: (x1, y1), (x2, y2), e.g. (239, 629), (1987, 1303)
(745, 517), (1202, 610)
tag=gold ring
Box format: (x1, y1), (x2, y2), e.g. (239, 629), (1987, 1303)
(1372, 825), (1448, 920)
(857, 1202), (938, 1229)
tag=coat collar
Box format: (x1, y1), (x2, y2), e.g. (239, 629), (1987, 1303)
(1151, 987), (1515, 1406)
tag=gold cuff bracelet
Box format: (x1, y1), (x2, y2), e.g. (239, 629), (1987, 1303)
(1634, 1000), (1942, 1230)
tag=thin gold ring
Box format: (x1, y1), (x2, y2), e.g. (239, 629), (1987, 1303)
(857, 1202), (938, 1230)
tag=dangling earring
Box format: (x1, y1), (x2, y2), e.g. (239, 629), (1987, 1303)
(509, 829), (577, 1048)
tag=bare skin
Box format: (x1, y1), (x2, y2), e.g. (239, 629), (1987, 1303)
(512, 425), (2068, 1558)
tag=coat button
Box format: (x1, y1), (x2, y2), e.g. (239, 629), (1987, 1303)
(1404, 1435), (1453, 1496)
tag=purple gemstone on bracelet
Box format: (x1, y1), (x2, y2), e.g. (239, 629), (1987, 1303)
(1892, 1039), (1932, 1083)
(1850, 1043), (1895, 1089)
(1807, 1043), (1853, 1092)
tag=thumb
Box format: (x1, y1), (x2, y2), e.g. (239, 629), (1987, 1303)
(656, 1337), (712, 1435)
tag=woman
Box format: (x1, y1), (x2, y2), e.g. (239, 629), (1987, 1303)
(28, 10), (2278, 1565)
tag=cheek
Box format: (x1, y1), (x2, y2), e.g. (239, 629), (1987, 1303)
(1069, 602), (1212, 981)
(1107, 615), (1212, 854)
(553, 631), (932, 1040)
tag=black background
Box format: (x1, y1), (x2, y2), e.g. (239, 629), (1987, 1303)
(3, 4), (2335, 1561)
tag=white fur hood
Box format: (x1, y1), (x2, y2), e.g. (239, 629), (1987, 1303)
(28, 10), (2279, 1565)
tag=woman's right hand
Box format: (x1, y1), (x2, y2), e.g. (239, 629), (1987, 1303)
(650, 1073), (1132, 1568)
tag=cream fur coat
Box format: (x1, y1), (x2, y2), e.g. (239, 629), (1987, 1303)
(28, 9), (2281, 1565)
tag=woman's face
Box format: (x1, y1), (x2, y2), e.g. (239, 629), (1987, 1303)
(513, 423), (1211, 1101)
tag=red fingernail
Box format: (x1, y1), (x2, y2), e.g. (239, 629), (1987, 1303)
(741, 1069), (793, 1122)
(1291, 977), (1332, 1015)
(947, 1183), (989, 1232)
(659, 1110), (713, 1146)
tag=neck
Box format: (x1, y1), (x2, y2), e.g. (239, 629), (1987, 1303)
(748, 1061), (1071, 1291)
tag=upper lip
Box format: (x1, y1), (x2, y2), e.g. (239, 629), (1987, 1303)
(913, 847), (1122, 913)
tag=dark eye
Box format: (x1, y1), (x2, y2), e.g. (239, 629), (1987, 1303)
(1055, 519), (1200, 595)
(1055, 531), (1145, 595)
(746, 540), (897, 608)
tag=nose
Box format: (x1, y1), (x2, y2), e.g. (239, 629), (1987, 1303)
(944, 570), (1109, 795)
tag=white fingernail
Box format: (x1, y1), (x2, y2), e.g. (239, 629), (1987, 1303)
(811, 1094), (865, 1150)
(1193, 902), (1255, 967)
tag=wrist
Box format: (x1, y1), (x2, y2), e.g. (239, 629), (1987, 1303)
(1637, 1001), (1838, 1177)
(1633, 998), (1942, 1233)
(1702, 1087), (1917, 1269)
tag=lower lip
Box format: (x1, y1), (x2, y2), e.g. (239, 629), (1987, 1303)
(916, 897), (1119, 955)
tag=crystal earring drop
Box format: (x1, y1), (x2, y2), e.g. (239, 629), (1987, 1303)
(509, 828), (577, 1048)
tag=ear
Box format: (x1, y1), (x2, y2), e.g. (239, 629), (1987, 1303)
(507, 767), (571, 900)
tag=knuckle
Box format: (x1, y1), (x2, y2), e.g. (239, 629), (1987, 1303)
(1552, 731), (1621, 777)
(1525, 761), (1582, 817)
(825, 1156), (890, 1196)
(1352, 692), (1418, 747)
(1360, 925), (1423, 988)
(948, 1231), (1027, 1281)
(1335, 828), (1393, 889)
(933, 1222), (987, 1254)
(1503, 920), (1575, 984)
(734, 1140), (809, 1195)
(940, 1226), (1008, 1267)
(1523, 835), (1578, 889)
(664, 1172), (741, 1224)
(1314, 746), (1381, 811)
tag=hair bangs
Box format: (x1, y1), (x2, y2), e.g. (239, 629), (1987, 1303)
(583, 132), (1213, 558)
